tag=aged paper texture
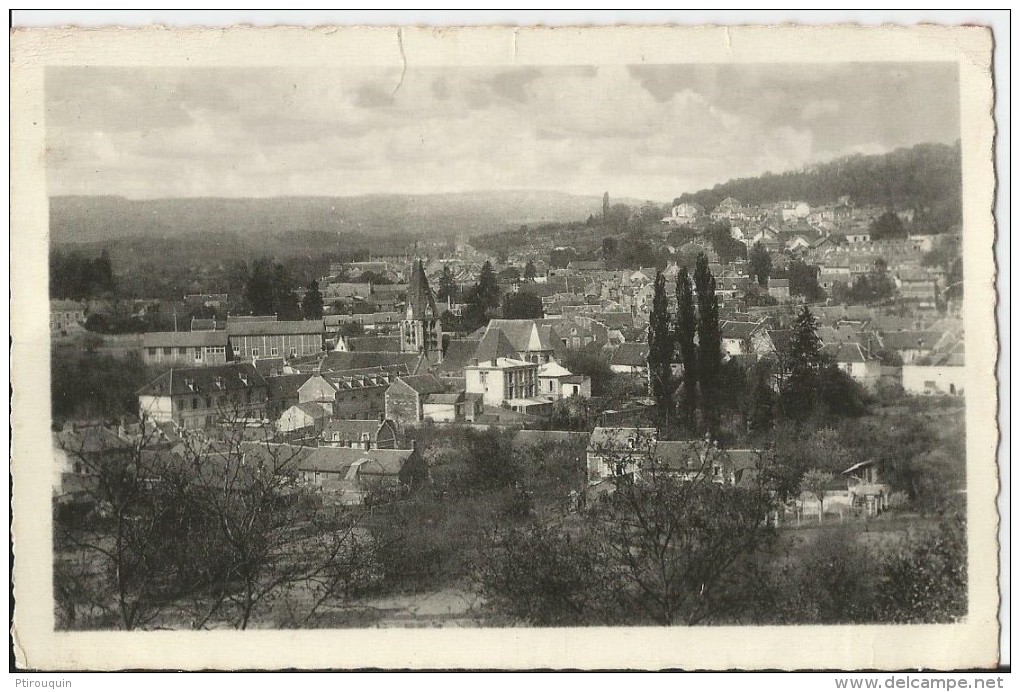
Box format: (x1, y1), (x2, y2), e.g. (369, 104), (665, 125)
(11, 24), (998, 670)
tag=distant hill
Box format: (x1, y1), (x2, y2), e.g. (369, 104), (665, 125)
(675, 142), (962, 233)
(48, 190), (640, 245)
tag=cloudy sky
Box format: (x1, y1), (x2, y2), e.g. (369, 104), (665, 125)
(46, 63), (959, 201)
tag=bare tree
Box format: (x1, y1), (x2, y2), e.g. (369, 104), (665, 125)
(801, 468), (834, 523)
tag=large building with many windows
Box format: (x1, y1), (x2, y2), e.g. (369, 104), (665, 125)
(141, 331), (229, 366)
(137, 363), (268, 429)
(226, 319), (324, 361)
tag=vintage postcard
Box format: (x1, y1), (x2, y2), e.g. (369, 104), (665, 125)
(10, 24), (999, 670)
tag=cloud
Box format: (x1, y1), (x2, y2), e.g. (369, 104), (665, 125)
(45, 64), (960, 201)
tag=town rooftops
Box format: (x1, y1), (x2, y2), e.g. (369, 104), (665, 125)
(881, 331), (945, 351)
(297, 447), (415, 476)
(141, 330), (229, 348)
(226, 319), (324, 337)
(227, 314), (277, 324)
(347, 335), (401, 352)
(823, 342), (867, 364)
(436, 339), (482, 375)
(609, 342), (649, 367)
(721, 320), (763, 340)
(537, 361), (572, 378)
(266, 372), (312, 401)
(137, 363), (267, 397)
(392, 373), (447, 395)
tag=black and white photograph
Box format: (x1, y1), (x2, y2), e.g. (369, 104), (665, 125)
(11, 22), (1000, 671)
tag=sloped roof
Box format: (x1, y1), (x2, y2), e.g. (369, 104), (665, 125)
(322, 419), (391, 440)
(297, 447), (414, 476)
(436, 339), (481, 375)
(609, 342), (649, 366)
(137, 363), (267, 397)
(253, 357), (286, 375)
(393, 373), (447, 395)
(406, 259), (438, 320)
(266, 373), (312, 401)
(289, 402), (331, 420)
(227, 315), (277, 324)
(881, 331), (944, 351)
(473, 329), (518, 363)
(823, 342), (867, 363)
(537, 361), (572, 378)
(142, 331), (228, 348)
(721, 320), (762, 340)
(348, 335), (401, 352)
(227, 319), (324, 337)
(314, 351), (420, 373)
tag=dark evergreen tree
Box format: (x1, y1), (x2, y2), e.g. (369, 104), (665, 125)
(869, 210), (907, 239)
(437, 265), (458, 303)
(243, 258), (276, 315)
(603, 191), (610, 223)
(780, 306), (823, 420)
(300, 280), (324, 319)
(272, 263), (301, 320)
(674, 266), (698, 432)
(694, 254), (721, 436)
(745, 360), (776, 435)
(523, 261), (537, 281)
(646, 272), (674, 429)
(748, 242), (773, 287)
(474, 261), (501, 311)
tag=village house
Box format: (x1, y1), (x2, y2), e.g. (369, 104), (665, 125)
(137, 363), (269, 429)
(473, 319), (563, 364)
(609, 342), (649, 375)
(464, 357), (552, 415)
(226, 319), (324, 361)
(321, 418), (397, 449)
(276, 402), (331, 436)
(767, 278), (791, 301)
(880, 330), (945, 365)
(265, 372), (312, 420)
(140, 331), (230, 366)
(720, 320), (775, 359)
(537, 361), (592, 400)
(50, 300), (87, 336)
(901, 342), (965, 396)
(296, 446), (426, 505)
(822, 342), (881, 388)
(298, 367), (400, 420)
(384, 373), (463, 426)
(842, 460), (891, 516)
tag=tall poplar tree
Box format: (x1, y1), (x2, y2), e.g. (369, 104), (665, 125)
(646, 271), (674, 429)
(694, 254), (721, 436)
(674, 266), (698, 432)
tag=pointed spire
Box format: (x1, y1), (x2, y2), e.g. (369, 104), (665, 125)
(407, 258), (437, 320)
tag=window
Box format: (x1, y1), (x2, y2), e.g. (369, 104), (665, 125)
(479, 371), (488, 384)
(290, 349), (297, 358)
(176, 400), (184, 411)
(924, 380), (937, 390)
(178, 347), (187, 355)
(251, 348), (259, 358)
(233, 347), (240, 357)
(271, 347), (279, 357)
(147, 348), (157, 357)
(205, 397), (212, 408)
(195, 349), (203, 361)
(163, 347), (172, 355)
(192, 398), (198, 410)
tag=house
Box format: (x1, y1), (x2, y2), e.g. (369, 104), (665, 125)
(276, 402), (331, 435)
(537, 361), (592, 400)
(266, 372), (312, 420)
(384, 373), (451, 425)
(299, 367), (401, 420)
(901, 341), (965, 395)
(137, 363), (269, 429)
(297, 446), (426, 505)
(141, 331), (230, 366)
(880, 331), (944, 364)
(721, 321), (774, 359)
(51, 300), (87, 336)
(841, 460), (891, 516)
(609, 342), (649, 374)
(190, 317), (221, 331)
(585, 427), (761, 489)
(227, 319), (324, 361)
(780, 201), (811, 222)
(767, 278), (791, 301)
(474, 319), (562, 364)
(662, 202), (704, 225)
(464, 357), (550, 415)
(823, 342), (881, 387)
(321, 419), (397, 449)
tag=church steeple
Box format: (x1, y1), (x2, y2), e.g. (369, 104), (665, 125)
(400, 259), (443, 362)
(406, 259), (438, 320)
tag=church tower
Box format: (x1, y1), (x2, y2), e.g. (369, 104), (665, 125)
(400, 259), (443, 363)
